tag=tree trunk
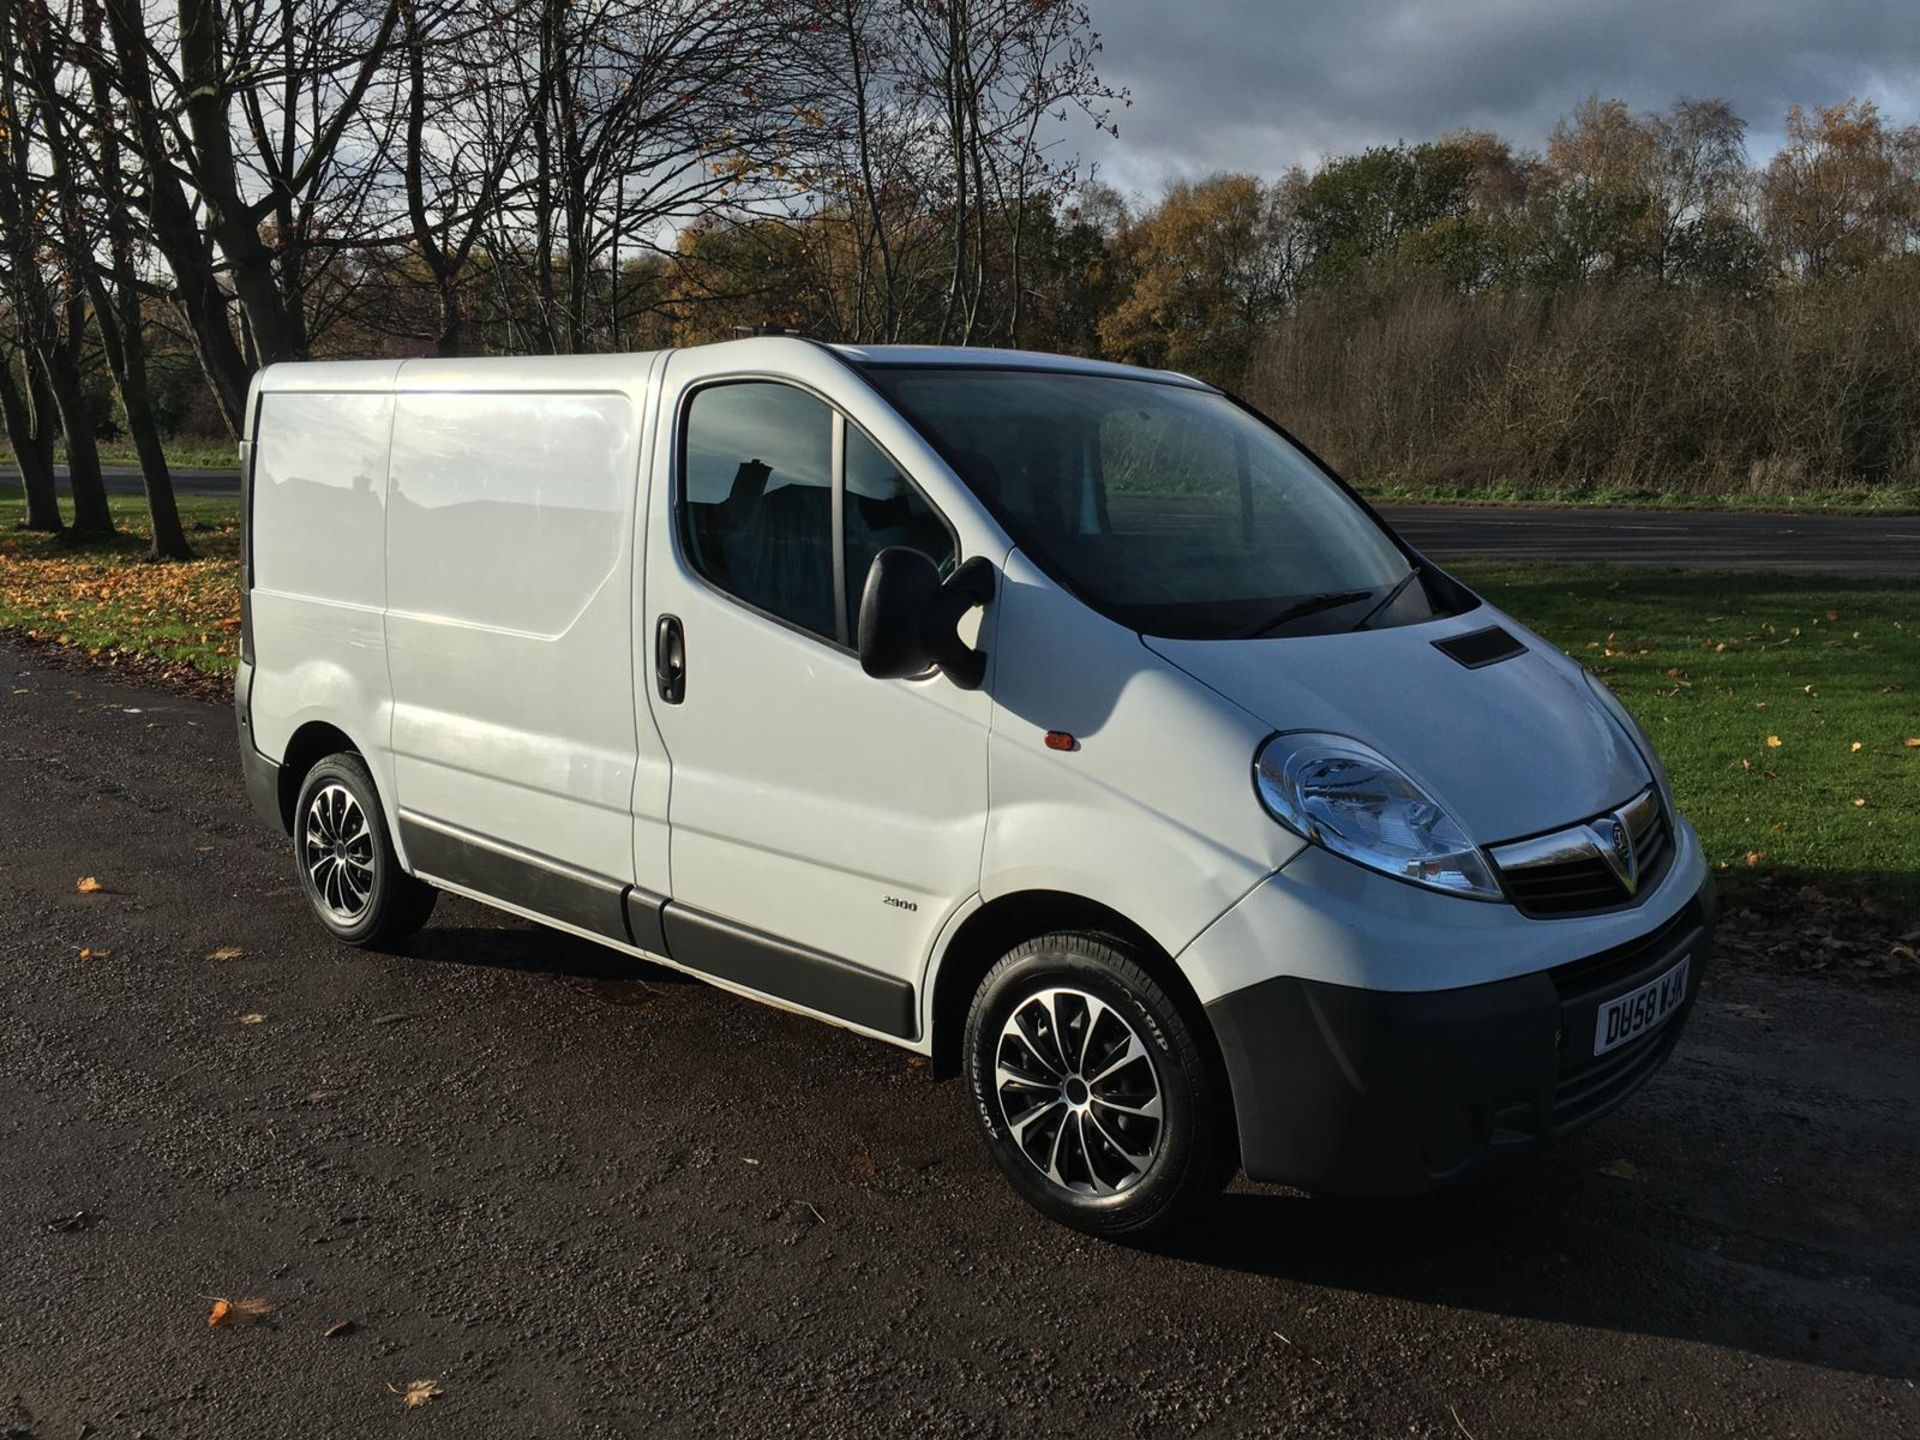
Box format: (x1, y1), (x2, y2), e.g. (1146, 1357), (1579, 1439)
(101, 0), (253, 432)
(533, 0), (559, 353)
(28, 0), (194, 558)
(95, 299), (191, 559)
(434, 274), (467, 357)
(178, 0), (310, 364)
(0, 352), (63, 532)
(44, 301), (114, 536)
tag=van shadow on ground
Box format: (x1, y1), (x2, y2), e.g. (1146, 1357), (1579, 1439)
(393, 915), (1920, 1386)
(1157, 1115), (1920, 1383)
(397, 920), (698, 1004)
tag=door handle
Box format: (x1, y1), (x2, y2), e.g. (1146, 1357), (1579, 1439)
(654, 614), (686, 704)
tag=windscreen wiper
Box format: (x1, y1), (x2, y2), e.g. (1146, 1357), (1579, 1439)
(1238, 589), (1375, 640)
(1354, 564), (1423, 629)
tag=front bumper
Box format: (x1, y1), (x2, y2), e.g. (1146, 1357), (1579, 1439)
(1205, 879), (1715, 1195)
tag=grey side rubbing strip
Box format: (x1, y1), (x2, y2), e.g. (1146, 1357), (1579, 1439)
(398, 813), (663, 948)
(623, 889), (669, 955)
(660, 905), (917, 1039)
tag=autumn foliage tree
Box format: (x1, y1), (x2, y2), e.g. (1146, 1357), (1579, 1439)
(1762, 101), (1920, 277)
(1097, 174), (1294, 381)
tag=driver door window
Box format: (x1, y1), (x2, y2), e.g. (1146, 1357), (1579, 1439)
(682, 382), (955, 646)
(683, 382), (837, 641)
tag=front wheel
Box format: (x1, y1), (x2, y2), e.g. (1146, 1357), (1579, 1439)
(293, 752), (437, 948)
(963, 931), (1234, 1238)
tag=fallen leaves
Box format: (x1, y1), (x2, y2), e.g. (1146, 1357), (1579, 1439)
(324, 1319), (357, 1340)
(207, 945), (246, 961)
(238, 1013), (267, 1025)
(390, 1379), (443, 1409)
(1765, 735), (1782, 748)
(207, 1295), (274, 1328)
(75, 876), (105, 894)
(1721, 880), (1920, 982)
(0, 525), (242, 685)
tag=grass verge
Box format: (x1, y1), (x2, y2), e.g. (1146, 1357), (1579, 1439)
(1364, 480), (1920, 514)
(0, 491), (242, 678)
(1, 440), (239, 471)
(4, 492), (1916, 916)
(1452, 564), (1920, 917)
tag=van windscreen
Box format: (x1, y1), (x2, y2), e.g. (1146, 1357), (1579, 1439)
(862, 368), (1425, 640)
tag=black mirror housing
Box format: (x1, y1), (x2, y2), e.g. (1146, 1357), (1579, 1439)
(857, 549), (995, 688)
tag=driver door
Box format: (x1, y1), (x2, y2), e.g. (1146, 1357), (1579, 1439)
(638, 345), (994, 1038)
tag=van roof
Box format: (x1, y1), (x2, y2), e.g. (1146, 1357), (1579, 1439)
(248, 338), (1211, 395)
(826, 343), (1211, 390)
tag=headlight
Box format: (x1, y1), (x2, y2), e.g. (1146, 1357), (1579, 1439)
(1582, 670), (1671, 808)
(1254, 732), (1501, 900)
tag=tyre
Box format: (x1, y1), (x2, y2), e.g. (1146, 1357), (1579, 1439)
(292, 752), (437, 947)
(963, 930), (1234, 1238)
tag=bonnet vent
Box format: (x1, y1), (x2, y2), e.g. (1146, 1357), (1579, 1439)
(1433, 625), (1526, 670)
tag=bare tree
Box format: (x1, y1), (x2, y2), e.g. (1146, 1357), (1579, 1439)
(398, 0), (542, 355)
(790, 0), (1117, 345)
(15, 0), (194, 556)
(0, 18), (114, 536)
(1647, 98), (1749, 281)
(96, 0), (255, 430)
(481, 0), (813, 354)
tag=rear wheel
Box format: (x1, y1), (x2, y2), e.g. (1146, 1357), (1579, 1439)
(293, 753), (436, 947)
(963, 931), (1233, 1238)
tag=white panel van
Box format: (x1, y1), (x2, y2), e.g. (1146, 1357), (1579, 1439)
(236, 338), (1713, 1236)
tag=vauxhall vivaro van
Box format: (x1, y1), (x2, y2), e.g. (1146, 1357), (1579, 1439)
(236, 338), (1712, 1236)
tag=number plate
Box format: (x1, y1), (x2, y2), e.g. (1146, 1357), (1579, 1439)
(1593, 956), (1691, 1056)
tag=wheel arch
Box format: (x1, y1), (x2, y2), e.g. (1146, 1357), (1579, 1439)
(275, 720), (364, 832)
(925, 889), (1215, 1083)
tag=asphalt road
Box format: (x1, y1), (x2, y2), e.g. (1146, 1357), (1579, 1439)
(1382, 504), (1920, 578)
(66, 465), (244, 498)
(25, 467), (1920, 576)
(2, 642), (1917, 1437)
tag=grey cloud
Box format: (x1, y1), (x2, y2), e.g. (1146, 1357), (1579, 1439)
(1079, 0), (1920, 196)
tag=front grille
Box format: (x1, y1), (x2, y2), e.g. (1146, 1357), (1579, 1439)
(1551, 1022), (1681, 1132)
(1491, 790), (1673, 918)
(1484, 898), (1707, 1145)
(1546, 897), (1705, 1131)
(1549, 898), (1700, 999)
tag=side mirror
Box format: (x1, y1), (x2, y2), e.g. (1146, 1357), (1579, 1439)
(857, 549), (996, 689)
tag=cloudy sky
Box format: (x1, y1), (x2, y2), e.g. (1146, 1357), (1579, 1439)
(1077, 0), (1920, 197)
